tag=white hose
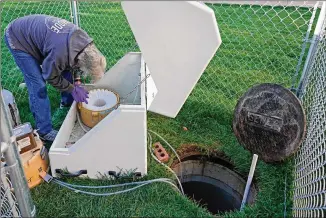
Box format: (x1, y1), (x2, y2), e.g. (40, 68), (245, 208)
(147, 133), (184, 195)
(53, 178), (174, 189)
(148, 129), (183, 182)
(148, 130), (181, 164)
(53, 179), (180, 196)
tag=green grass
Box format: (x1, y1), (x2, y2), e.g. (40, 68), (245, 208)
(1, 1), (317, 217)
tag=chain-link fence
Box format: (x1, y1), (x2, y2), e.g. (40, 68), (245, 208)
(1, 2), (39, 217)
(0, 1), (319, 110)
(1, 162), (21, 217)
(1, 1), (325, 217)
(1, 0), (73, 125)
(1, 0), (319, 138)
(293, 2), (326, 217)
(0, 88), (35, 217)
(77, 1), (139, 70)
(0, 0), (319, 128)
(195, 1), (318, 112)
(77, 1), (319, 125)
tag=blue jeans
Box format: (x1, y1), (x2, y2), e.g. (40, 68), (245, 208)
(4, 35), (73, 135)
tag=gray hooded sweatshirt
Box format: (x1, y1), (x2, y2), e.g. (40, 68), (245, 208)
(5, 14), (93, 93)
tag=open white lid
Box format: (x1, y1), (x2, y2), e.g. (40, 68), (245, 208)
(122, 1), (222, 118)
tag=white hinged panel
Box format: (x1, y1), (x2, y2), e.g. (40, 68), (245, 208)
(122, 1), (222, 118)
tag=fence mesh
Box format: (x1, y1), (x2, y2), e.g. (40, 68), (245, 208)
(0, 1), (325, 217)
(75, 1), (319, 124)
(1, 162), (21, 217)
(77, 1), (139, 70)
(0, 1), (318, 113)
(195, 1), (317, 110)
(1, 0), (73, 124)
(70, 1), (320, 153)
(0, 1), (319, 137)
(293, 9), (326, 217)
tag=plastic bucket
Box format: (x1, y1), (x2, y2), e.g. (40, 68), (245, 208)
(78, 89), (120, 128)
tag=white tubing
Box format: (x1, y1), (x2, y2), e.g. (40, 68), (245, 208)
(147, 133), (184, 195)
(51, 132), (183, 197)
(148, 130), (181, 164)
(240, 154), (258, 211)
(53, 179), (180, 196)
(148, 129), (183, 182)
(53, 178), (174, 189)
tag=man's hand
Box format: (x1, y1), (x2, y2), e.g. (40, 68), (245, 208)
(71, 83), (89, 104)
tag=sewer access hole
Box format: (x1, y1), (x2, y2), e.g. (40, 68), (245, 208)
(182, 177), (241, 214)
(173, 158), (256, 215)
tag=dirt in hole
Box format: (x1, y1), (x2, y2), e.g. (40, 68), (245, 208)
(172, 144), (233, 169)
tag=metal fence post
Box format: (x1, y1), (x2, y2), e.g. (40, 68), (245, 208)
(290, 1), (319, 92)
(71, 0), (79, 26)
(296, 2), (326, 98)
(292, 2), (326, 217)
(0, 90), (36, 217)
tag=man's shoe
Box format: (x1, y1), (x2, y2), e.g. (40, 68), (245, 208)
(39, 130), (58, 142)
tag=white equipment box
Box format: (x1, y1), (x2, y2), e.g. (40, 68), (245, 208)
(49, 1), (222, 179)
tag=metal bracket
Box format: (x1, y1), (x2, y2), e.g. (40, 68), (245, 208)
(55, 169), (87, 178)
(108, 171), (141, 180)
(1, 136), (16, 153)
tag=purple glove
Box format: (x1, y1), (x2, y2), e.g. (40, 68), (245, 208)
(71, 85), (89, 104)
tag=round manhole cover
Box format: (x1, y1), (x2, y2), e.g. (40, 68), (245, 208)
(233, 83), (306, 163)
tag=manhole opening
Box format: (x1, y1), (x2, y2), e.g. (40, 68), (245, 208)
(182, 178), (242, 214)
(173, 154), (257, 215)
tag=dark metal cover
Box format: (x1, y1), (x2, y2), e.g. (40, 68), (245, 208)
(233, 83), (306, 163)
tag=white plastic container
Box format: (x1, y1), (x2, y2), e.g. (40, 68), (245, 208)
(49, 53), (148, 178)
